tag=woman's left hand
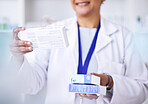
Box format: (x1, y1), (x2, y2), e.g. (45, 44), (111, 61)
(76, 73), (113, 100)
(75, 93), (99, 100)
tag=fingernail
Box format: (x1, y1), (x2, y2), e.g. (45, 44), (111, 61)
(28, 47), (32, 51)
(81, 94), (85, 96)
(86, 94), (90, 96)
(22, 27), (25, 30)
(27, 42), (31, 45)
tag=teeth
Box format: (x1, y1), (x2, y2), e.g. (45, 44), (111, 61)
(77, 2), (89, 6)
(78, 3), (87, 6)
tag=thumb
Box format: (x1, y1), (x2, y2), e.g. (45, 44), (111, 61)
(13, 27), (25, 40)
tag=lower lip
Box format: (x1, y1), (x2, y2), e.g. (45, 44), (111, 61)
(76, 3), (90, 7)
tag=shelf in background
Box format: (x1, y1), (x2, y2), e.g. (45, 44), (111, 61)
(0, 30), (12, 33)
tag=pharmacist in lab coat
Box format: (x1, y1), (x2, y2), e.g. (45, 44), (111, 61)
(10, 0), (148, 104)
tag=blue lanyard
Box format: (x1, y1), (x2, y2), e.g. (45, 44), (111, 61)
(77, 22), (101, 74)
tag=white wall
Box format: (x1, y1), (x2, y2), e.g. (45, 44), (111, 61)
(101, 0), (126, 17)
(0, 0), (19, 25)
(1, 0), (148, 29)
(101, 0), (148, 30)
(25, 0), (75, 22)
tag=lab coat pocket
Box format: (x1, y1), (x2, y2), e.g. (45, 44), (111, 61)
(101, 61), (125, 75)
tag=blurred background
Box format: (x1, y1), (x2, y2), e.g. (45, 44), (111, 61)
(0, 0), (148, 104)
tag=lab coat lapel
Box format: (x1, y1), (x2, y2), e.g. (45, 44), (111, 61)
(95, 18), (118, 53)
(63, 18), (78, 104)
(65, 17), (118, 74)
(66, 17), (78, 74)
(72, 23), (79, 74)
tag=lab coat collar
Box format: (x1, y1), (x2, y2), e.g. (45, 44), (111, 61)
(100, 17), (118, 36)
(65, 16), (118, 35)
(95, 17), (118, 53)
(66, 16), (118, 73)
(65, 16), (118, 53)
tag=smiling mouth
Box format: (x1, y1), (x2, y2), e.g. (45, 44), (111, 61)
(76, 1), (90, 6)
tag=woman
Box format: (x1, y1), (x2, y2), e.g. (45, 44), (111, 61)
(10, 0), (148, 104)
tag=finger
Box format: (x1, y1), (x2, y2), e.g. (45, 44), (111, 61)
(86, 94), (97, 96)
(13, 27), (25, 40)
(17, 41), (32, 46)
(91, 73), (102, 77)
(79, 93), (94, 100)
(10, 40), (32, 47)
(78, 93), (98, 100)
(80, 94), (98, 100)
(79, 93), (87, 97)
(75, 93), (80, 96)
(90, 73), (99, 76)
(10, 46), (33, 53)
(86, 94), (98, 99)
(80, 93), (86, 96)
(91, 73), (108, 86)
(87, 73), (91, 75)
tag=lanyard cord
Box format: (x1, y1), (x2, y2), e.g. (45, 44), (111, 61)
(77, 22), (101, 74)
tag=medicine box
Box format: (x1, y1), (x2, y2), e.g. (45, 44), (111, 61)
(18, 26), (69, 49)
(69, 84), (99, 94)
(70, 75), (100, 85)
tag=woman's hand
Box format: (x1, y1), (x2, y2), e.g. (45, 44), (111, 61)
(10, 27), (33, 61)
(91, 73), (111, 86)
(75, 93), (99, 100)
(76, 73), (114, 100)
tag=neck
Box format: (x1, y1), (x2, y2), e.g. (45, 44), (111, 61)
(77, 13), (100, 28)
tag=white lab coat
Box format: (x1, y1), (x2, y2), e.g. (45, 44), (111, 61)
(18, 17), (148, 104)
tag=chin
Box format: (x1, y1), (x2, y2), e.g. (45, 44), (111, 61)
(76, 10), (91, 17)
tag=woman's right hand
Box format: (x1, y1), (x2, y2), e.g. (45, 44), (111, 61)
(10, 27), (33, 61)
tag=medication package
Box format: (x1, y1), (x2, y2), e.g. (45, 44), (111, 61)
(18, 26), (69, 49)
(69, 75), (106, 95)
